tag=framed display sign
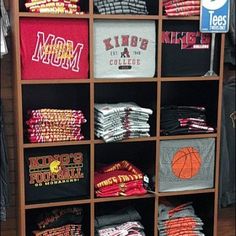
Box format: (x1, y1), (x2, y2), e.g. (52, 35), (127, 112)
(200, 0), (230, 33)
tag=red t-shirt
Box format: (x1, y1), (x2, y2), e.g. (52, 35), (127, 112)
(20, 18), (89, 80)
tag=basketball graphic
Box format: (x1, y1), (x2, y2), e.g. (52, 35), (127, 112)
(171, 147), (202, 179)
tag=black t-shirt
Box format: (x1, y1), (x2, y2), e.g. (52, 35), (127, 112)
(161, 21), (221, 77)
(25, 148), (89, 204)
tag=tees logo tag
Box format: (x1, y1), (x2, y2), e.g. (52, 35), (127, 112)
(200, 0), (230, 76)
(200, 0), (230, 33)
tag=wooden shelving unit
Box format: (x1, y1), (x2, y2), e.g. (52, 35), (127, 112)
(10, 0), (225, 235)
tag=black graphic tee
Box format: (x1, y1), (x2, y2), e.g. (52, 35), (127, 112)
(161, 21), (221, 77)
(24, 147), (89, 204)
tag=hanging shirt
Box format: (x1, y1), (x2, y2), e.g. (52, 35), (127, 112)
(1, 0), (10, 57)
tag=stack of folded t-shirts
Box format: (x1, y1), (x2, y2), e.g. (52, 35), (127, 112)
(95, 160), (147, 198)
(95, 102), (153, 143)
(95, 206), (146, 236)
(94, 0), (148, 15)
(32, 206), (84, 235)
(163, 0), (200, 16)
(26, 108), (87, 143)
(158, 202), (205, 236)
(160, 105), (214, 135)
(25, 0), (83, 14)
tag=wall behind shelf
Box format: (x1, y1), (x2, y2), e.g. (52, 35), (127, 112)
(0, 0), (17, 235)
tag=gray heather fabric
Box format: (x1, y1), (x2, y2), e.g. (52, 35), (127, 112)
(94, 103), (152, 142)
(219, 76), (236, 207)
(159, 138), (215, 192)
(158, 204), (205, 236)
(158, 204), (196, 221)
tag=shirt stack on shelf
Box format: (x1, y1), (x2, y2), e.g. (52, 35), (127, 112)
(94, 0), (148, 15)
(33, 224), (83, 235)
(163, 0), (200, 16)
(33, 207), (84, 236)
(95, 207), (146, 236)
(94, 160), (147, 198)
(95, 103), (153, 143)
(26, 108), (87, 143)
(158, 202), (205, 236)
(160, 105), (214, 135)
(25, 0), (84, 14)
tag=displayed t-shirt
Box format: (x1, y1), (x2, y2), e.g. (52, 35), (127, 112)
(159, 138), (215, 192)
(94, 20), (156, 78)
(24, 150), (89, 203)
(20, 18), (89, 80)
(161, 21), (221, 77)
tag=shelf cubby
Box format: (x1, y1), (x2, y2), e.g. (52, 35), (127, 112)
(22, 84), (90, 143)
(94, 82), (157, 138)
(159, 193), (215, 236)
(160, 80), (219, 133)
(94, 141), (156, 196)
(161, 20), (221, 77)
(95, 198), (155, 236)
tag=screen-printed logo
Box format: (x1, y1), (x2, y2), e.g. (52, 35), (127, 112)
(162, 31), (210, 50)
(32, 32), (84, 72)
(28, 152), (84, 187)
